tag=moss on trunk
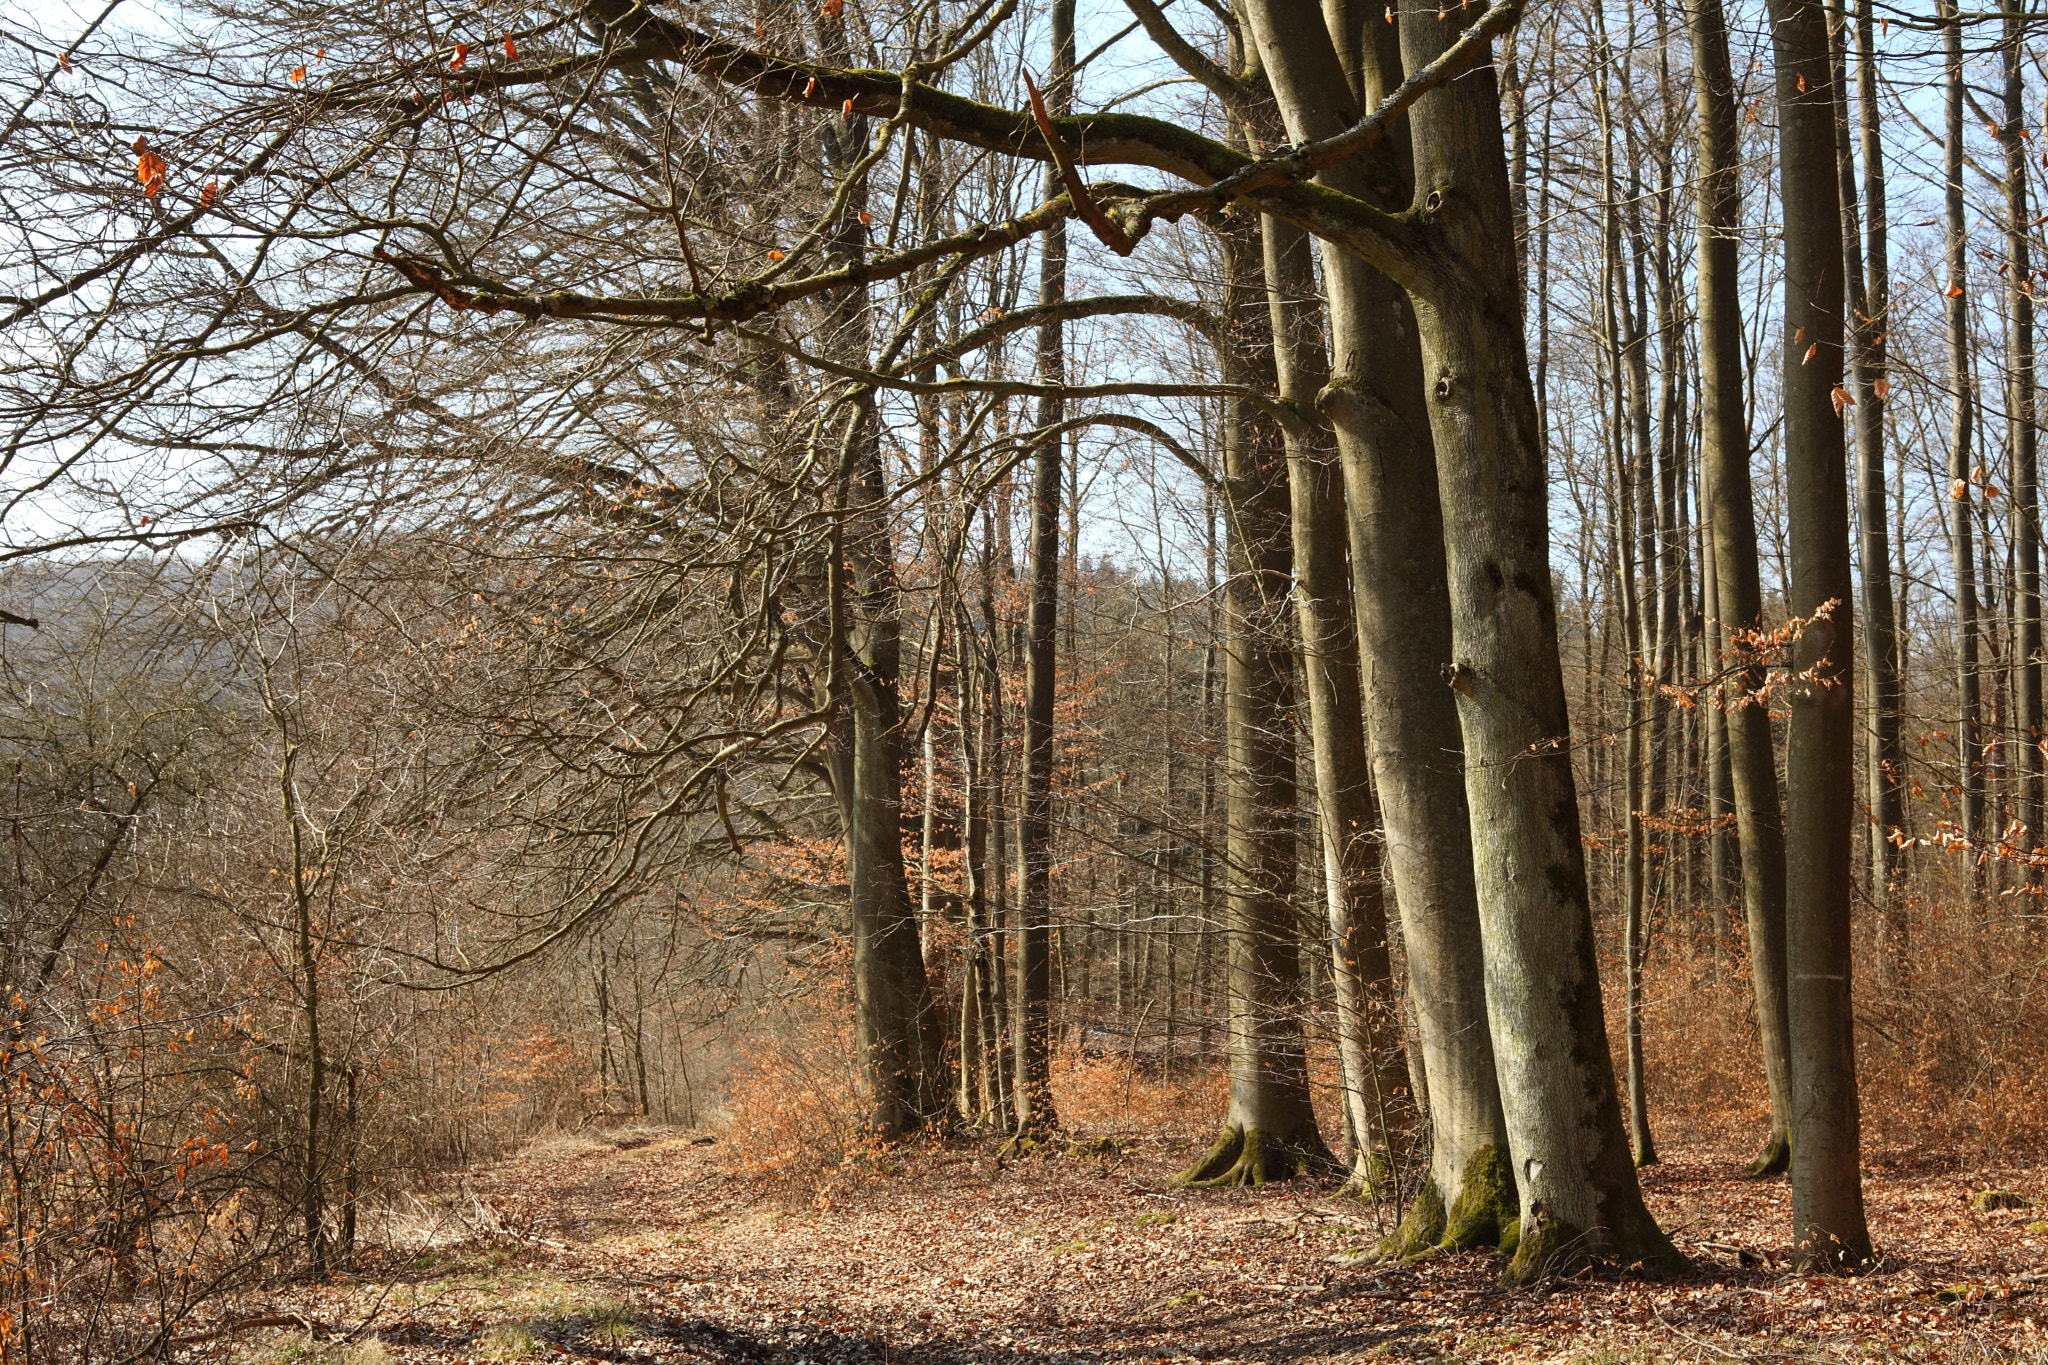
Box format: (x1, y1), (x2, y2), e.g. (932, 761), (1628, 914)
(1442, 1145), (1518, 1251)
(1744, 1132), (1790, 1178)
(1500, 1204), (1688, 1286)
(1376, 1175), (1446, 1261)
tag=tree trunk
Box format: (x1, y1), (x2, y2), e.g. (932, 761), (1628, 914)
(1775, 0), (1875, 1271)
(1264, 209), (1412, 1191)
(1013, 0), (1074, 1138)
(815, 53), (951, 1133)
(1239, 0), (1512, 1247)
(1394, 4), (1684, 1283)
(1946, 0), (1987, 863)
(1845, 0), (1906, 912)
(2004, 8), (2042, 873)
(1175, 215), (1332, 1189)
(1687, 0), (1796, 1178)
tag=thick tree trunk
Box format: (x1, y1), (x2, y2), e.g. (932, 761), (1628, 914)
(1394, 4), (1683, 1283)
(1176, 217), (1332, 1189)
(1264, 212), (1411, 1189)
(1774, 0), (1875, 1271)
(1687, 0), (1795, 1178)
(814, 53), (951, 1134)
(1239, 0), (1512, 1248)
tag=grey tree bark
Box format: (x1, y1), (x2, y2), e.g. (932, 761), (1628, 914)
(1944, 0), (1987, 861)
(1687, 0), (1795, 1178)
(1392, 1), (1683, 1283)
(1234, 0), (1513, 1249)
(1264, 210), (1412, 1190)
(1773, 0), (1875, 1272)
(2003, 9), (2042, 873)
(1176, 213), (1333, 1188)
(1013, 0), (1075, 1138)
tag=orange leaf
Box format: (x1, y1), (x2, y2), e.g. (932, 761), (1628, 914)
(200, 180), (217, 207)
(1874, 376), (1891, 400)
(58, 51), (72, 72)
(452, 42), (469, 70)
(1831, 385), (1854, 416)
(315, 48), (325, 64)
(804, 76), (817, 96)
(134, 138), (167, 198)
(767, 250), (785, 260)
(842, 97), (854, 120)
(858, 210), (873, 224)
(1802, 342), (1818, 364)
(823, 0), (845, 16)
(1385, 5), (1394, 19)
(1953, 479), (1969, 500)
(504, 35), (518, 60)
(1947, 283), (1965, 297)
(1794, 325), (1805, 343)
(289, 64), (306, 82)
(1796, 72), (1806, 93)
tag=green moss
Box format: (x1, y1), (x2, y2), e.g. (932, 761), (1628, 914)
(1376, 1175), (1447, 1261)
(1498, 1216), (1522, 1259)
(2026, 1219), (2048, 1236)
(1743, 1132), (1790, 1178)
(1174, 1124), (1332, 1188)
(1970, 1190), (2032, 1211)
(1502, 1213), (1591, 1284)
(1443, 1145), (1519, 1251)
(1172, 1124), (1245, 1187)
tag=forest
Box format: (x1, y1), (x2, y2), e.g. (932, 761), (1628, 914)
(4, 0), (2048, 1358)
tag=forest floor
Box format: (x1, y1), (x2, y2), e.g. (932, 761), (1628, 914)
(221, 1128), (2048, 1365)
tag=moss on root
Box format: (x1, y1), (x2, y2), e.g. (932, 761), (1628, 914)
(1172, 1124), (1333, 1188)
(1338, 1147), (1396, 1200)
(1503, 1214), (1593, 1284)
(1442, 1145), (1519, 1252)
(1500, 1207), (1690, 1287)
(1374, 1146), (1521, 1262)
(1743, 1131), (1790, 1178)
(1375, 1175), (1447, 1261)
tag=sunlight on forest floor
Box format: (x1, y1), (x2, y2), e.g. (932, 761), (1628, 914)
(205, 1126), (2048, 1365)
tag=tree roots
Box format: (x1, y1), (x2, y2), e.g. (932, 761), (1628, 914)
(1743, 1132), (1791, 1178)
(1172, 1123), (1335, 1188)
(1500, 1208), (1690, 1286)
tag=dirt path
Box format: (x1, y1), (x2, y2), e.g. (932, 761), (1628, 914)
(228, 1132), (2048, 1364)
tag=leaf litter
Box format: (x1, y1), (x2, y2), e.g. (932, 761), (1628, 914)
(213, 1133), (2048, 1364)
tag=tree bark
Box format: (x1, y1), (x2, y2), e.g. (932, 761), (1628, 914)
(1393, 2), (1684, 1283)
(1175, 214), (1332, 1189)
(812, 38), (952, 1132)
(1013, 0), (1075, 1138)
(1945, 0), (1987, 862)
(1774, 0), (1875, 1271)
(1264, 210), (1412, 1190)
(1844, 0), (1905, 909)
(1687, 0), (1795, 1178)
(2004, 8), (2042, 873)
(1239, 0), (1512, 1247)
